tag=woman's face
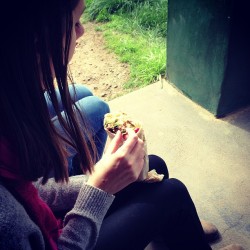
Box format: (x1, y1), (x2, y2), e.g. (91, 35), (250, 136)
(68, 0), (85, 62)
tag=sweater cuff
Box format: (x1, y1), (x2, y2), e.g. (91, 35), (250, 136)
(65, 184), (114, 224)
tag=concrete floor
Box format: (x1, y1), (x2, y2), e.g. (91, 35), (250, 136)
(108, 80), (250, 250)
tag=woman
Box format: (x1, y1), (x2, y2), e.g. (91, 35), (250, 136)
(0, 0), (241, 249)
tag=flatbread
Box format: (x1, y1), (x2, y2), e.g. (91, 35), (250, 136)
(104, 112), (164, 183)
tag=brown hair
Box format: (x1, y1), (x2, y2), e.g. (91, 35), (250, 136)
(0, 0), (96, 184)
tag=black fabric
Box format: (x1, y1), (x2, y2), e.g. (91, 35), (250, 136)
(95, 155), (211, 250)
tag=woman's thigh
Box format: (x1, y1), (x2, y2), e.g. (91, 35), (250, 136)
(45, 84), (93, 117)
(95, 154), (210, 250)
(75, 96), (110, 136)
(95, 155), (170, 250)
(95, 178), (187, 250)
(51, 95), (109, 148)
(96, 178), (210, 250)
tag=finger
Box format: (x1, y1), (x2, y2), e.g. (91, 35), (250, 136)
(129, 138), (145, 158)
(105, 130), (123, 155)
(118, 128), (138, 154)
(122, 127), (135, 141)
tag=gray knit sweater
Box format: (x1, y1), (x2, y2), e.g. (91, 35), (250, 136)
(0, 175), (114, 250)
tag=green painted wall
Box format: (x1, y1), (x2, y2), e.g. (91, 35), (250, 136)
(167, 0), (250, 117)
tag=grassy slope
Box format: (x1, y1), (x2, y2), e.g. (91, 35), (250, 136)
(83, 0), (167, 89)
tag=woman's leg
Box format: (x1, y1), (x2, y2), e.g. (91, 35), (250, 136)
(47, 84), (110, 175)
(74, 96), (110, 161)
(95, 155), (211, 250)
(45, 83), (93, 117)
(147, 154), (169, 178)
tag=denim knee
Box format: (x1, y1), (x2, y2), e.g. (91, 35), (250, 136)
(70, 84), (93, 100)
(96, 97), (110, 115)
(76, 96), (109, 115)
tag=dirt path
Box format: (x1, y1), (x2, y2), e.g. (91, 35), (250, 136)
(70, 22), (131, 101)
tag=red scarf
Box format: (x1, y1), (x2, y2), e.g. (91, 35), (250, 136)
(0, 137), (62, 250)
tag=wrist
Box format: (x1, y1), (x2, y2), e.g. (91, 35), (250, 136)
(87, 176), (112, 194)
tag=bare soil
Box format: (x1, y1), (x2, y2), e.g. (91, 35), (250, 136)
(70, 22), (131, 101)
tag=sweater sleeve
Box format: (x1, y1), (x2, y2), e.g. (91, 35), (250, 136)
(58, 184), (114, 250)
(34, 175), (88, 212)
(34, 177), (115, 249)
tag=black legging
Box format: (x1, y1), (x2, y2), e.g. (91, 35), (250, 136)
(95, 155), (211, 250)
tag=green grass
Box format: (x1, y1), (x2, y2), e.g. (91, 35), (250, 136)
(83, 0), (167, 89)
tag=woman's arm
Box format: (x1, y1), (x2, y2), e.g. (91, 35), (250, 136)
(36, 129), (144, 249)
(58, 184), (114, 250)
(34, 175), (115, 250)
(34, 175), (88, 212)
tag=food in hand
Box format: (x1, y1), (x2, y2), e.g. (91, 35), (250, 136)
(104, 112), (141, 137)
(104, 112), (164, 183)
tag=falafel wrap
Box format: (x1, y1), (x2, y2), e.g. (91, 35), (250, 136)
(104, 112), (164, 183)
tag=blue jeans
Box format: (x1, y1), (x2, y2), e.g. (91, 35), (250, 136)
(45, 84), (110, 175)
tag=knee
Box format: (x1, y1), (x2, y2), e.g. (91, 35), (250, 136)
(143, 178), (190, 208)
(77, 96), (110, 117)
(148, 154), (169, 178)
(71, 84), (93, 99)
(169, 178), (190, 197)
(92, 97), (110, 115)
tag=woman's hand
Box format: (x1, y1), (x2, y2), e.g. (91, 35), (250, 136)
(87, 129), (145, 194)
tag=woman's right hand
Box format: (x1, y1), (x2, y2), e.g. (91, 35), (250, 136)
(87, 129), (145, 194)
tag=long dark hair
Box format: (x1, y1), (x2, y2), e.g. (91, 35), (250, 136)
(0, 0), (96, 183)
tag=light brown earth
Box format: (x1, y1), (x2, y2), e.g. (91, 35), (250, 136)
(69, 22), (131, 101)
